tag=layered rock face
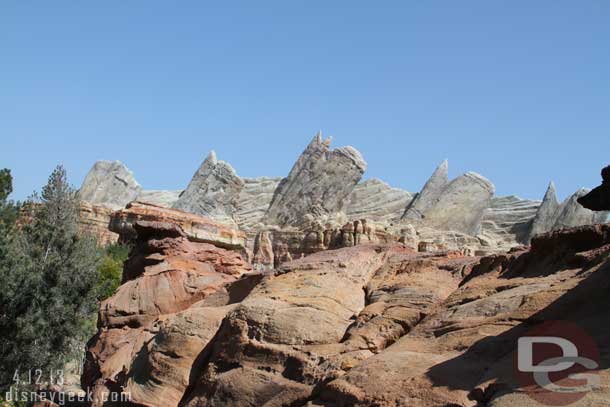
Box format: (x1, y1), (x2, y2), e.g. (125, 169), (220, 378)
(78, 202), (118, 245)
(79, 138), (607, 255)
(137, 189), (181, 207)
(173, 151), (244, 226)
(345, 178), (412, 222)
(79, 160), (142, 210)
(479, 195), (540, 249)
(527, 182), (609, 241)
(234, 177), (282, 229)
(82, 203), (254, 406)
(85, 209), (610, 406)
(263, 132), (367, 228)
(401, 161), (495, 235)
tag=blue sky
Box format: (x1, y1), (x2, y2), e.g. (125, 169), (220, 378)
(1, 1), (609, 202)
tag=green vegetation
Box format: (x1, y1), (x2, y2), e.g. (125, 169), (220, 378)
(0, 166), (101, 390)
(96, 242), (129, 301)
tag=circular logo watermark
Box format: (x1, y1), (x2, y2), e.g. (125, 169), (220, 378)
(514, 320), (600, 406)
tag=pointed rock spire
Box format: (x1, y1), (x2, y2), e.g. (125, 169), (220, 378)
(527, 181), (560, 241)
(173, 151), (244, 225)
(264, 132), (366, 227)
(402, 159), (449, 221)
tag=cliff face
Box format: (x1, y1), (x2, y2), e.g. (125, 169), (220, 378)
(82, 204), (610, 406)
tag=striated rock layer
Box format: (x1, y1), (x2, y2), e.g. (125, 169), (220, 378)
(173, 151), (244, 226)
(527, 182), (608, 241)
(80, 160), (142, 210)
(82, 205), (255, 406)
(263, 132), (367, 228)
(480, 195), (540, 248)
(83, 199), (610, 406)
(345, 178), (412, 223)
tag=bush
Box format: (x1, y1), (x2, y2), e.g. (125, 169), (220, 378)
(96, 243), (129, 301)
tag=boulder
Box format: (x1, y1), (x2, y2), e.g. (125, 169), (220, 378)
(263, 132), (367, 228)
(173, 151), (244, 226)
(79, 160), (142, 210)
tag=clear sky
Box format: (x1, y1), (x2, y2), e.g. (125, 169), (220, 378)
(1, 1), (609, 202)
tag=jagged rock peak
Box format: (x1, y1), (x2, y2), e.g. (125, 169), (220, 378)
(527, 181), (560, 241)
(402, 159), (449, 221)
(263, 132), (367, 228)
(173, 150), (244, 226)
(420, 170), (495, 235)
(79, 160), (142, 210)
(553, 188), (608, 230)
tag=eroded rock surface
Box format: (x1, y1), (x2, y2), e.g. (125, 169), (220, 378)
(173, 151), (244, 226)
(84, 217), (610, 407)
(80, 160), (142, 210)
(400, 161), (495, 235)
(263, 132), (367, 228)
(234, 177), (282, 229)
(480, 195), (540, 248)
(82, 205), (254, 406)
(528, 183), (608, 241)
(345, 178), (412, 222)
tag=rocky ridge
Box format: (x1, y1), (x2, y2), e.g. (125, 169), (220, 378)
(79, 134), (608, 259)
(82, 203), (610, 406)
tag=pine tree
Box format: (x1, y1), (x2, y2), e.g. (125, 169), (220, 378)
(0, 165), (101, 389)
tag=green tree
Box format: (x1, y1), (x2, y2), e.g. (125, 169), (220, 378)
(96, 243), (129, 300)
(0, 165), (101, 389)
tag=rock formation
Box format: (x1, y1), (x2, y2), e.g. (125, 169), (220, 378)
(137, 189), (181, 207)
(401, 161), (495, 235)
(234, 177), (281, 229)
(78, 202), (118, 245)
(110, 201), (246, 250)
(263, 132), (367, 228)
(527, 181), (560, 240)
(173, 151), (244, 226)
(345, 178), (412, 222)
(527, 182), (608, 241)
(82, 203), (254, 406)
(578, 164), (610, 211)
(421, 172), (495, 235)
(480, 195), (540, 248)
(78, 138), (608, 255)
(84, 204), (610, 406)
(553, 188), (608, 229)
(402, 159), (449, 221)
(80, 160), (142, 210)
